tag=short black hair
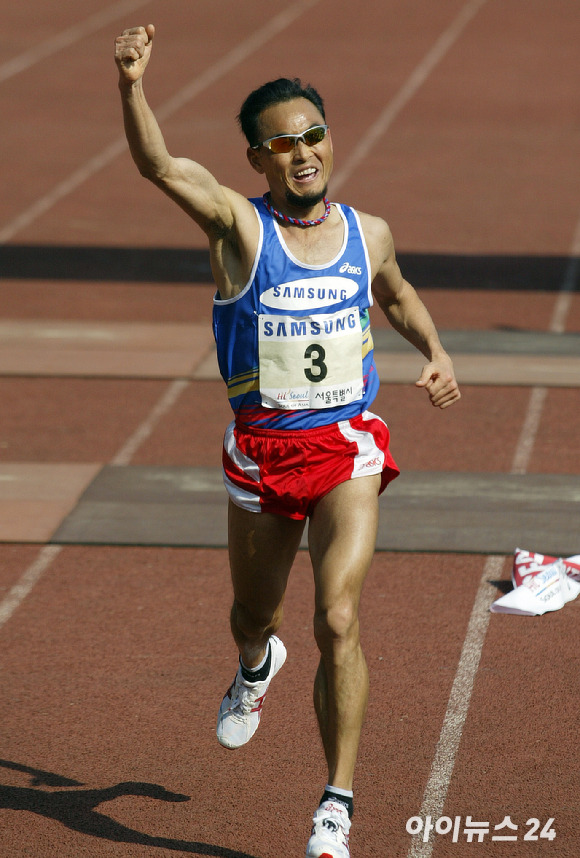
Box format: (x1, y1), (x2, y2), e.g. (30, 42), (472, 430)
(237, 78), (326, 148)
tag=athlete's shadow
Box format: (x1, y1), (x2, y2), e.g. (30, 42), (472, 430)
(0, 759), (257, 857)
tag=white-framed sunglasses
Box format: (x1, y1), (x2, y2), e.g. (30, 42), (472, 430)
(252, 124), (329, 154)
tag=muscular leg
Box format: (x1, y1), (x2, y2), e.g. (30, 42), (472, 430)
(227, 499), (306, 667)
(308, 474), (381, 789)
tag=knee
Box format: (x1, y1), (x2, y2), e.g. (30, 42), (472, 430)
(313, 600), (360, 655)
(231, 599), (283, 641)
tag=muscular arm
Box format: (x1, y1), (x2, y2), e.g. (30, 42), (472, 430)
(362, 213), (461, 409)
(114, 25), (258, 295)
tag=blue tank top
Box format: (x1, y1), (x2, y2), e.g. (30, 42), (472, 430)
(212, 197), (379, 429)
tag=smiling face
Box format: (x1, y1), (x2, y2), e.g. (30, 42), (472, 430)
(247, 97), (333, 214)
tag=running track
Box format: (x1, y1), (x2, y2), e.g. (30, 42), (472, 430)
(0, 1), (579, 856)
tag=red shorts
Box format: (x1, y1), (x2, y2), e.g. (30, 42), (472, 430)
(222, 410), (400, 520)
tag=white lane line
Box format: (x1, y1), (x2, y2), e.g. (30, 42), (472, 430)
(0, 381), (188, 630)
(332, 0), (490, 193)
(407, 408), (540, 857)
(406, 402), (544, 858)
(0, 377), (190, 627)
(511, 206), (580, 474)
(0, 138), (131, 244)
(111, 377), (189, 466)
(406, 554), (503, 858)
(0, 545), (62, 631)
(510, 386), (548, 475)
(0, 0), (152, 85)
(406, 202), (579, 858)
(0, 0), (320, 244)
(153, 0), (320, 125)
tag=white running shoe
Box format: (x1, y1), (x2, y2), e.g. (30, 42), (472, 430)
(306, 800), (351, 858)
(216, 635), (286, 749)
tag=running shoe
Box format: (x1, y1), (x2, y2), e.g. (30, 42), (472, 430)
(216, 635), (286, 749)
(306, 799), (351, 858)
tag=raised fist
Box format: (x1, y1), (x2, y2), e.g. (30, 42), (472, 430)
(115, 25), (155, 83)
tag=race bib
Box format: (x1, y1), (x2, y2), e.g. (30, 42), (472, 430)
(258, 307), (364, 410)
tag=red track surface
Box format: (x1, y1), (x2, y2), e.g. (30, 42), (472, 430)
(1, 2), (579, 857)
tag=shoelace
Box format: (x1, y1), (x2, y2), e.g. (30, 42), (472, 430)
(229, 677), (263, 716)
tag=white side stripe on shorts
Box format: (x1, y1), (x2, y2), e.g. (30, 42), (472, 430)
(224, 421), (260, 482)
(222, 472), (262, 513)
(338, 411), (386, 479)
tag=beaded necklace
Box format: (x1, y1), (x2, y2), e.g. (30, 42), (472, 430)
(263, 193), (331, 227)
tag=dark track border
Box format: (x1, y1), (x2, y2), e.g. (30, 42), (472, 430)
(1, 244), (577, 290)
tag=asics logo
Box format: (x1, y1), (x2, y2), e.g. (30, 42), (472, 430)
(340, 261), (362, 275)
(363, 456), (382, 468)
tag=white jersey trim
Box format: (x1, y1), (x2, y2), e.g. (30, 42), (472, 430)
(350, 208), (373, 307)
(272, 203), (349, 270)
(213, 204), (264, 306)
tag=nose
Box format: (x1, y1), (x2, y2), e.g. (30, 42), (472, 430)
(293, 136), (311, 158)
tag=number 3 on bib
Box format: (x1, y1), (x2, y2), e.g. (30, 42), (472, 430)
(304, 343), (328, 382)
(258, 308), (364, 410)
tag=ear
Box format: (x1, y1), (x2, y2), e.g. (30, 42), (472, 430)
(247, 146), (265, 174)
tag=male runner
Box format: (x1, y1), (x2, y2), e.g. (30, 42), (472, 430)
(115, 24), (460, 858)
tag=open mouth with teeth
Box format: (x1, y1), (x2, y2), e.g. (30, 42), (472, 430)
(293, 166), (319, 184)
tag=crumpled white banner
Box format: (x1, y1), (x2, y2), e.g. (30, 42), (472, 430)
(490, 548), (580, 615)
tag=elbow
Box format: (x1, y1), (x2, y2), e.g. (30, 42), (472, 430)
(128, 148), (173, 185)
(137, 161), (168, 186)
(140, 166), (161, 184)
(134, 156), (160, 180)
